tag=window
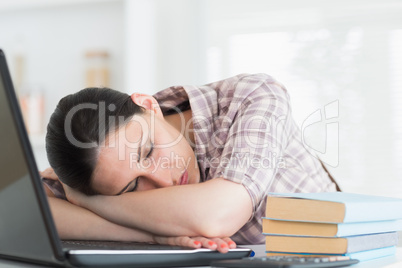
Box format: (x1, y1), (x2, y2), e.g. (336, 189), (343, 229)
(207, 0), (402, 197)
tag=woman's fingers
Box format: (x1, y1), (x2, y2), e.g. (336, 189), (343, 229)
(152, 236), (236, 253)
(153, 236), (202, 249)
(191, 237), (236, 253)
(222, 237), (237, 249)
(211, 238), (230, 253)
(192, 237), (217, 251)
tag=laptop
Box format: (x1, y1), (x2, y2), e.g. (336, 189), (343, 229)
(0, 49), (252, 267)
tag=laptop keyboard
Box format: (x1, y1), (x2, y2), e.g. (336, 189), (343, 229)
(62, 240), (188, 251)
(211, 256), (359, 268)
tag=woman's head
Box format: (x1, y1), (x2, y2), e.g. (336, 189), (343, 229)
(46, 88), (144, 195)
(46, 88), (200, 196)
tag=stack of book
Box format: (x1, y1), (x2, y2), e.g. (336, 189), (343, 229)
(263, 192), (402, 261)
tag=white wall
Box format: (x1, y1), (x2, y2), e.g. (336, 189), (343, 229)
(124, 0), (156, 95)
(205, 0), (402, 198)
(0, 0), (125, 169)
(0, 0), (125, 128)
(1, 0), (401, 199)
(153, 0), (208, 89)
(124, 0), (208, 94)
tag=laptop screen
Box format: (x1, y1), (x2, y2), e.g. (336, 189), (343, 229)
(0, 50), (63, 265)
(0, 49), (252, 267)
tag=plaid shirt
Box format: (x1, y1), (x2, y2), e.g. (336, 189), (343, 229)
(154, 73), (337, 244)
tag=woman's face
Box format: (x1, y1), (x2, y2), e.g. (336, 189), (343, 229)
(91, 108), (200, 195)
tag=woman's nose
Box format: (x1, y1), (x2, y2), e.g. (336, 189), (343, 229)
(144, 167), (173, 189)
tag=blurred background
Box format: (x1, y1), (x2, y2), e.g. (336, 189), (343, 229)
(0, 0), (401, 197)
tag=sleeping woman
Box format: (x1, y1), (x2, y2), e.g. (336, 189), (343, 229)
(41, 73), (338, 253)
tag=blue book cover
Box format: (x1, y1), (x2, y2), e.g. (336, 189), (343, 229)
(266, 246), (396, 262)
(262, 218), (402, 237)
(266, 192), (402, 223)
(264, 232), (398, 254)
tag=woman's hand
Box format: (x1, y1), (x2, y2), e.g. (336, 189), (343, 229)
(153, 236), (236, 254)
(40, 167), (88, 206)
(59, 181), (89, 206)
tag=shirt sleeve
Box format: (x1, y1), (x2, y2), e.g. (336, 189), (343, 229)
(213, 74), (292, 214)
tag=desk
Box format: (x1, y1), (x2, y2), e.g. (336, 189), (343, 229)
(1, 246), (402, 267)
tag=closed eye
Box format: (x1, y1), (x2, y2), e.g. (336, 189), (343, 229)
(127, 178), (139, 193)
(145, 142), (154, 159)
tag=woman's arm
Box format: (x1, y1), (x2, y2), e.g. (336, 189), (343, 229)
(47, 196), (154, 242)
(47, 190), (237, 252)
(65, 178), (253, 239)
(42, 168), (151, 241)
(42, 171), (236, 252)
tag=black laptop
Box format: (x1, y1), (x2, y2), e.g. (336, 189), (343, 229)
(0, 49), (252, 267)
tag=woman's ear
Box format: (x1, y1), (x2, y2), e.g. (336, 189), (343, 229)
(130, 93), (163, 117)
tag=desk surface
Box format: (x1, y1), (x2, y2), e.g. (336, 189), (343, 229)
(1, 245), (401, 268)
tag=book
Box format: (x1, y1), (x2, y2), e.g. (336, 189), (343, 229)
(266, 246), (397, 262)
(264, 232), (398, 254)
(265, 192), (402, 223)
(262, 218), (402, 237)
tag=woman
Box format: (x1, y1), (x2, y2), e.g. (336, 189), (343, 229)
(41, 73), (338, 253)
